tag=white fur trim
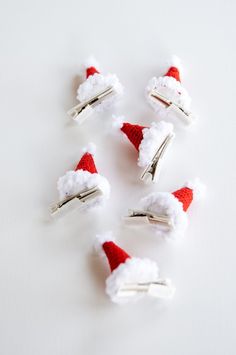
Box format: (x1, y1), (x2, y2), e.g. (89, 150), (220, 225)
(57, 170), (110, 211)
(82, 142), (96, 156)
(112, 115), (125, 130)
(139, 192), (188, 240)
(138, 121), (174, 168)
(77, 73), (123, 112)
(106, 257), (159, 304)
(84, 56), (100, 71)
(185, 178), (206, 201)
(145, 75), (191, 117)
(94, 231), (115, 256)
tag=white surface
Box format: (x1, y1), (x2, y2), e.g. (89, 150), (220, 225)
(0, 1), (236, 354)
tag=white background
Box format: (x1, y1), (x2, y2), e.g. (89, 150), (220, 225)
(0, 1), (236, 354)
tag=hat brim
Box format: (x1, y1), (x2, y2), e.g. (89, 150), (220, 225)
(106, 257), (159, 304)
(57, 170), (110, 210)
(138, 121), (174, 168)
(146, 76), (191, 115)
(77, 73), (123, 112)
(139, 192), (188, 239)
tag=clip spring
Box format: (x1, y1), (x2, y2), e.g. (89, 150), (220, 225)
(50, 186), (102, 215)
(150, 89), (194, 124)
(140, 133), (174, 183)
(126, 209), (173, 228)
(118, 279), (175, 299)
(68, 86), (115, 123)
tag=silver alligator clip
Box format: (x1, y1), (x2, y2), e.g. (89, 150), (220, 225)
(50, 186), (102, 215)
(125, 209), (173, 228)
(140, 133), (174, 183)
(149, 89), (195, 125)
(67, 86), (115, 123)
(117, 279), (175, 299)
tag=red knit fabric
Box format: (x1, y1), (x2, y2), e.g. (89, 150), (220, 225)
(75, 153), (98, 174)
(121, 123), (146, 151)
(103, 241), (131, 272)
(86, 66), (100, 78)
(165, 66), (181, 82)
(172, 187), (193, 212)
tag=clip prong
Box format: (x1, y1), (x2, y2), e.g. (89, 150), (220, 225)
(149, 89), (194, 124)
(125, 210), (173, 228)
(118, 279), (175, 299)
(68, 86), (115, 123)
(50, 186), (102, 215)
(140, 133), (174, 183)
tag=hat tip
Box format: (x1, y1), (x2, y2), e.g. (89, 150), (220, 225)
(186, 178), (206, 200)
(82, 142), (96, 155)
(84, 55), (100, 70)
(112, 114), (125, 130)
(94, 231), (115, 256)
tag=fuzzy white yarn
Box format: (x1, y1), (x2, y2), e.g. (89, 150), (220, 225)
(106, 257), (159, 304)
(94, 231), (115, 256)
(186, 178), (206, 201)
(57, 170), (110, 211)
(77, 73), (124, 112)
(139, 192), (188, 240)
(138, 121), (174, 168)
(82, 142), (96, 155)
(112, 115), (125, 130)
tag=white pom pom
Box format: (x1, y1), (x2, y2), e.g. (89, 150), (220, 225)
(82, 142), (96, 155)
(165, 55), (183, 74)
(112, 114), (124, 130)
(84, 56), (100, 71)
(94, 231), (115, 256)
(186, 178), (206, 201)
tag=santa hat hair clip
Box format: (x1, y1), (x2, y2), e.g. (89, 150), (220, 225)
(68, 57), (124, 124)
(50, 143), (110, 215)
(146, 56), (195, 125)
(126, 179), (206, 240)
(95, 232), (175, 304)
(114, 116), (175, 183)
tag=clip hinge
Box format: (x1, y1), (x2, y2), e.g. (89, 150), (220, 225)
(150, 90), (194, 124)
(50, 186), (102, 215)
(118, 279), (175, 299)
(140, 133), (174, 182)
(68, 86), (115, 123)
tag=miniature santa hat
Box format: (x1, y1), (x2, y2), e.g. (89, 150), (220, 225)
(114, 116), (174, 172)
(95, 232), (174, 304)
(145, 56), (192, 118)
(57, 143), (110, 210)
(76, 56), (124, 112)
(139, 179), (206, 239)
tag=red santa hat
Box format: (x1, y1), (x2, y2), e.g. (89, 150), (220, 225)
(145, 55), (192, 120)
(95, 232), (174, 304)
(57, 143), (110, 210)
(114, 116), (174, 172)
(139, 179), (206, 239)
(76, 56), (124, 112)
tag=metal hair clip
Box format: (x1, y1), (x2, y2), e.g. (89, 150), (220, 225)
(125, 209), (173, 228)
(67, 86), (115, 123)
(50, 186), (102, 215)
(140, 132), (174, 182)
(117, 279), (175, 299)
(149, 90), (194, 124)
